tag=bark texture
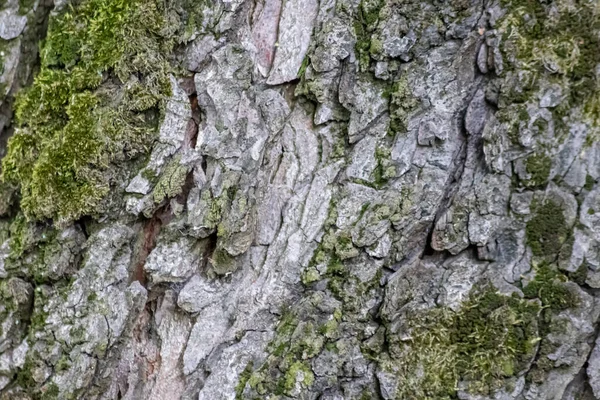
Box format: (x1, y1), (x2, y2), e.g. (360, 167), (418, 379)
(0, 0), (600, 399)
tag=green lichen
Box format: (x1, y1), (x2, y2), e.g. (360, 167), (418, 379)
(354, 0), (384, 71)
(373, 146), (396, 187)
(334, 234), (359, 260)
(242, 305), (336, 397)
(388, 76), (419, 136)
(152, 157), (189, 203)
(55, 355), (70, 372)
(525, 199), (570, 259)
(384, 286), (541, 399)
(1, 0), (182, 223)
(283, 361), (315, 393)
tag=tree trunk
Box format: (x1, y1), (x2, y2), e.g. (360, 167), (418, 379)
(0, 0), (599, 398)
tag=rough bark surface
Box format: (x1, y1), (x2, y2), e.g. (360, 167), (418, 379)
(0, 0), (600, 399)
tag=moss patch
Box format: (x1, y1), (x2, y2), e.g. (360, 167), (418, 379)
(235, 361), (253, 400)
(525, 199), (570, 259)
(499, 0), (600, 126)
(523, 263), (577, 311)
(384, 286), (541, 399)
(524, 153), (552, 187)
(1, 0), (185, 223)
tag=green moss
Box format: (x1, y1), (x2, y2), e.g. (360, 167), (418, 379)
(210, 247), (236, 275)
(584, 174), (595, 191)
(55, 355), (70, 372)
(523, 263), (577, 311)
(1, 0), (183, 223)
(369, 37), (383, 56)
(40, 382), (60, 400)
(235, 362), (254, 400)
(15, 356), (36, 389)
(568, 263), (588, 286)
(499, 0), (600, 126)
(384, 286), (540, 399)
(8, 212), (32, 258)
(297, 55), (310, 78)
(525, 200), (570, 258)
(334, 234), (359, 260)
(18, 0), (35, 15)
(247, 305), (337, 396)
(524, 153), (552, 187)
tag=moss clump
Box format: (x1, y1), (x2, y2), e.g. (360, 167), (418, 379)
(15, 356), (36, 389)
(525, 200), (570, 258)
(523, 263), (577, 311)
(235, 361), (253, 400)
(385, 286), (540, 399)
(584, 174), (595, 191)
(499, 0), (600, 126)
(568, 263), (588, 286)
(524, 153), (552, 187)
(1, 0), (181, 223)
(40, 382), (60, 400)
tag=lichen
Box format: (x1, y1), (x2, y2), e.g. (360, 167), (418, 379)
(353, 0), (384, 71)
(387, 76), (419, 136)
(235, 362), (254, 400)
(152, 156), (189, 203)
(373, 145), (396, 187)
(283, 361), (315, 393)
(239, 304), (337, 397)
